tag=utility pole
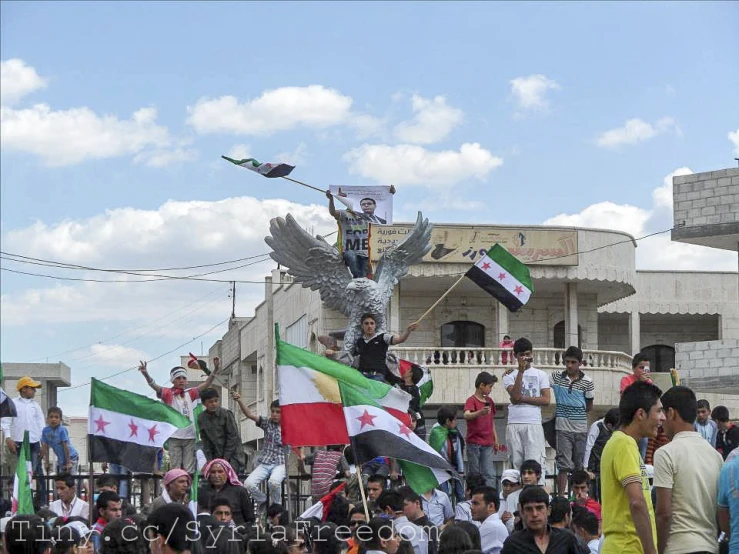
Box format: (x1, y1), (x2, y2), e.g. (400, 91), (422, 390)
(230, 281), (236, 319)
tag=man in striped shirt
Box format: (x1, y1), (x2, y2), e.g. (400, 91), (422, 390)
(551, 346), (595, 496)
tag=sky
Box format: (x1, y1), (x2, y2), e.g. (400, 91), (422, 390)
(1, 1), (738, 416)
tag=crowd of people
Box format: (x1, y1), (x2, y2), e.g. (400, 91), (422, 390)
(3, 332), (739, 554)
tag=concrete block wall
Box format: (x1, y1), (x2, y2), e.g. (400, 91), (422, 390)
(676, 339), (739, 391)
(640, 314), (720, 348)
(673, 168), (739, 227)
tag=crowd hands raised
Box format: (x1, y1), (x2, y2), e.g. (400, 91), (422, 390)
(4, 335), (739, 554)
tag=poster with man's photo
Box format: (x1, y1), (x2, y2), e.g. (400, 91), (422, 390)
(329, 185), (394, 225)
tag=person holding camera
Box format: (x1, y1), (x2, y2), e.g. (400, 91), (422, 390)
(503, 338), (551, 477)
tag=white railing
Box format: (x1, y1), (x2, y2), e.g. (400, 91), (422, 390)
(390, 347), (632, 371)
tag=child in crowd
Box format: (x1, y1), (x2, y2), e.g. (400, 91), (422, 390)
(463, 371), (499, 487)
(570, 469), (601, 523)
(428, 406), (465, 502)
(198, 387), (246, 473)
(499, 335), (515, 365)
(41, 407), (79, 475)
(695, 398), (718, 447)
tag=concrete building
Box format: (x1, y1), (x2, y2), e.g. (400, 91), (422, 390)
(207, 219), (739, 469)
(669, 167), (739, 391)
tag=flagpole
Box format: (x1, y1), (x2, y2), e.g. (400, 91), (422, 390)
(355, 464), (371, 521)
(280, 175), (327, 194)
(413, 273), (468, 325)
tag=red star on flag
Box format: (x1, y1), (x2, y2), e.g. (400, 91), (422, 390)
(498, 273), (506, 280)
(514, 286), (524, 296)
(398, 422), (412, 437)
(147, 424), (160, 443)
(128, 419), (139, 438)
(94, 415), (110, 434)
(356, 409), (377, 430)
(482, 262), (491, 270)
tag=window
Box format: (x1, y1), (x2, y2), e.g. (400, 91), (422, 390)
(553, 321), (583, 349)
(641, 344), (675, 373)
(285, 315), (308, 349)
(440, 321), (485, 347)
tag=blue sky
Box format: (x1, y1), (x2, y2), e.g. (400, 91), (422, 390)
(1, 1), (738, 415)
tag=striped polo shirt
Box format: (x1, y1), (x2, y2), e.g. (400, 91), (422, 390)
(551, 370), (595, 433)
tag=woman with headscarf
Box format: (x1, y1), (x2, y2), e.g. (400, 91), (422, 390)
(150, 468), (191, 512)
(199, 458), (255, 527)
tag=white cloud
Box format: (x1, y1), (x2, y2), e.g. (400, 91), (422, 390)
(729, 129), (739, 156)
(187, 85), (354, 135)
(343, 142), (503, 186)
(226, 144), (252, 160)
(134, 147), (198, 168)
(275, 142), (307, 166)
(509, 74), (560, 112)
(0, 59), (48, 106)
(596, 117), (678, 149)
(74, 344), (152, 367)
(1, 104), (171, 165)
(544, 167), (735, 270)
(1, 195), (337, 326)
(393, 95), (464, 144)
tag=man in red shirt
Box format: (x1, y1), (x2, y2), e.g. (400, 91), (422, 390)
(571, 469), (602, 523)
(463, 371), (499, 486)
(619, 353), (653, 393)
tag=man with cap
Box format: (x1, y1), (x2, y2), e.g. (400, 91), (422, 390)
(1, 376), (47, 505)
(150, 468), (191, 512)
(499, 469), (521, 534)
(138, 358), (223, 474)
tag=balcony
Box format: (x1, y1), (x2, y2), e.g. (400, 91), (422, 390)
(390, 347), (633, 408)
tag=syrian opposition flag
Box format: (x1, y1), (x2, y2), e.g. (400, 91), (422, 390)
(465, 243), (534, 312)
(88, 378), (192, 473)
(277, 338), (412, 447)
(222, 155), (295, 178)
(342, 381), (454, 493)
(12, 431), (34, 515)
(299, 482), (346, 521)
(398, 360), (433, 408)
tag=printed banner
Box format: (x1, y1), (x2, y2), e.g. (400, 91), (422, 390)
(329, 185), (394, 225)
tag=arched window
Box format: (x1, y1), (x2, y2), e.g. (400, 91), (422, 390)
(553, 321), (583, 349)
(641, 344), (675, 373)
(440, 321), (485, 347)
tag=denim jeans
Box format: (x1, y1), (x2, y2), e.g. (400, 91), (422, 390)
(466, 443), (496, 487)
(16, 441), (46, 506)
(109, 463), (131, 499)
(342, 251), (369, 278)
(244, 463), (286, 506)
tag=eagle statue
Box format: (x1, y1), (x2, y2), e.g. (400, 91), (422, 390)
(265, 212), (432, 351)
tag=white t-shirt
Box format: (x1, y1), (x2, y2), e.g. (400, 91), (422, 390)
(503, 367), (550, 424)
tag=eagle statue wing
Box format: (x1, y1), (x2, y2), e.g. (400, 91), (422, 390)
(264, 214), (353, 316)
(373, 212), (433, 300)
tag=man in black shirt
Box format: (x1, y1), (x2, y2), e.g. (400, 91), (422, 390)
(712, 405), (739, 459)
(501, 486), (585, 554)
(352, 314), (418, 383)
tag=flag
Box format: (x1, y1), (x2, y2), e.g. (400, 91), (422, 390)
(398, 360), (433, 408)
(88, 378), (192, 473)
(341, 379), (454, 493)
(222, 155), (295, 178)
(277, 339), (412, 447)
(299, 482), (346, 521)
(465, 243), (534, 312)
(12, 431), (34, 515)
(427, 423), (450, 454)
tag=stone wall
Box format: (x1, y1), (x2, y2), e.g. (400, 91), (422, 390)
(677, 339), (739, 393)
(673, 169), (739, 229)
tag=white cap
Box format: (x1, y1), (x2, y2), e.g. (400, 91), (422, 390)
(501, 469), (521, 484)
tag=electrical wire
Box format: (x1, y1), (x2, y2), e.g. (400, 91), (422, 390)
(24, 285), (229, 362)
(58, 317), (230, 393)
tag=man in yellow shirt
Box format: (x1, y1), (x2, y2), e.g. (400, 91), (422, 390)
(601, 380), (665, 554)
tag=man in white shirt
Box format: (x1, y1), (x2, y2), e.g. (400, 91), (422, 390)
(654, 386), (723, 554)
(455, 472), (486, 523)
(498, 469), (521, 534)
(50, 473), (89, 519)
(1, 376), (46, 504)
(420, 487), (453, 527)
(502, 338), (551, 475)
(470, 485), (508, 554)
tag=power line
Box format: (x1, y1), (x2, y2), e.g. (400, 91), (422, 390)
(58, 317), (230, 393)
(25, 285), (229, 362)
(0, 250), (271, 272)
